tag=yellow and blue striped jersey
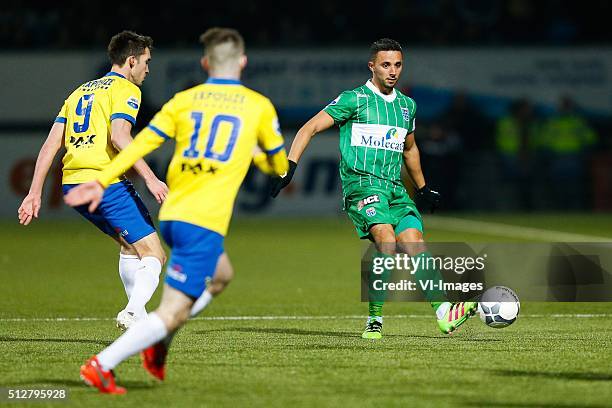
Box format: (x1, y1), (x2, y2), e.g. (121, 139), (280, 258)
(55, 72), (141, 184)
(98, 78), (287, 236)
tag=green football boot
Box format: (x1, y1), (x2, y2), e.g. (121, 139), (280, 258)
(361, 317), (383, 339)
(436, 302), (477, 335)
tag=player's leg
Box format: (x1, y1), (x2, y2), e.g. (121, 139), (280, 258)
(363, 223), (397, 339)
(191, 252), (234, 316)
(343, 188), (396, 339)
(118, 232), (166, 326)
(80, 284), (193, 394)
(100, 181), (166, 328)
(144, 252), (234, 370)
(395, 219), (477, 334)
(63, 183), (146, 323)
(139, 220), (223, 380)
(117, 238), (140, 300)
(81, 221), (223, 392)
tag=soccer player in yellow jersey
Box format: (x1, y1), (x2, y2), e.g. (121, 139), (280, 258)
(65, 28), (289, 394)
(18, 31), (168, 331)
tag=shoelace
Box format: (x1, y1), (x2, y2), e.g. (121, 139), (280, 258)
(366, 321), (382, 332)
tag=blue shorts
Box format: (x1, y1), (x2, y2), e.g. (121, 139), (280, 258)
(62, 180), (156, 244)
(160, 221), (224, 299)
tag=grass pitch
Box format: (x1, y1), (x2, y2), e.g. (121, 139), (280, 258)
(1, 214), (612, 407)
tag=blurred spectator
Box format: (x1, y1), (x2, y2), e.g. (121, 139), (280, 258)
(495, 98), (540, 209)
(1, 1), (610, 49)
(442, 91), (492, 151)
(419, 122), (462, 209)
(541, 96), (597, 209)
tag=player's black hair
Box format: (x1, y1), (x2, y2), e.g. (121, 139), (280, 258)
(107, 31), (153, 66)
(369, 38), (402, 61)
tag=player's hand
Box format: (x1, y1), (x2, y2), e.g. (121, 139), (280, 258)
(17, 193), (42, 225)
(145, 178), (169, 204)
(270, 160), (297, 198)
(415, 185), (441, 214)
(64, 181), (105, 213)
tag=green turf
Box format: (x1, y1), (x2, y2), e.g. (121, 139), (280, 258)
(1, 215), (612, 407)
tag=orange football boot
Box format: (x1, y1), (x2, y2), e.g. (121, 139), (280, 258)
(79, 356), (126, 395)
(141, 342), (168, 381)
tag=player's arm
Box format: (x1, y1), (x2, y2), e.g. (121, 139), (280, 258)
(66, 98), (177, 212)
(402, 132), (425, 189)
(270, 91), (353, 198)
(251, 99), (291, 180)
(110, 118), (168, 204)
(252, 146), (275, 175)
(288, 110), (335, 163)
(65, 127), (167, 212)
(402, 133), (440, 213)
(269, 110), (335, 197)
(18, 121), (65, 225)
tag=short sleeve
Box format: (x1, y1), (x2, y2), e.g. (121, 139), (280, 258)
(55, 101), (67, 123)
(407, 99), (417, 133)
(323, 91), (357, 125)
(257, 98), (285, 154)
(146, 97), (177, 140)
(110, 83), (141, 126)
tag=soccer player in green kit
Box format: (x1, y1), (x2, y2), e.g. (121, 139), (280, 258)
(271, 38), (477, 338)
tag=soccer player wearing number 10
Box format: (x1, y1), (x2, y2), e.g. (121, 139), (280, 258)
(270, 38), (477, 338)
(18, 31), (168, 330)
(65, 27), (288, 394)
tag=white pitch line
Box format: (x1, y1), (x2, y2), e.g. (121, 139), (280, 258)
(1, 313), (611, 322)
(425, 216), (612, 242)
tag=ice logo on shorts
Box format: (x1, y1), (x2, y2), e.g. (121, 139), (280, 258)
(127, 96), (140, 110)
(358, 194), (380, 211)
(385, 128), (400, 140)
(366, 207), (376, 217)
(167, 264), (187, 283)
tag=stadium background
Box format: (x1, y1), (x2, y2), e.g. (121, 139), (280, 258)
(2, 0), (612, 216)
(2, 1), (612, 407)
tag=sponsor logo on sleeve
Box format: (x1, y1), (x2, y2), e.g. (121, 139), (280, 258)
(327, 95), (341, 107)
(273, 117), (282, 135)
(127, 96), (140, 110)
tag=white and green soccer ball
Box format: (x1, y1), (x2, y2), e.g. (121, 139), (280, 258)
(478, 286), (520, 328)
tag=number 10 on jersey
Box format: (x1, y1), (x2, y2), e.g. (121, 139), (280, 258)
(183, 112), (241, 162)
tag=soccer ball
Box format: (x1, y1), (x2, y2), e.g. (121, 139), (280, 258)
(477, 286), (520, 328)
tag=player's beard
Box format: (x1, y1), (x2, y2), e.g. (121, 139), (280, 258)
(381, 78), (396, 92)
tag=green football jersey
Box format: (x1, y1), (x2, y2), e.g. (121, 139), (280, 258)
(323, 80), (417, 193)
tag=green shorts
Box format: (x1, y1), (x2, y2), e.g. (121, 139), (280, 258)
(343, 185), (423, 239)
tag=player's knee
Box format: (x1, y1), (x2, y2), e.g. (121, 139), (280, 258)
(139, 246), (167, 266)
(208, 253), (233, 296)
(397, 228), (424, 243)
(370, 225), (396, 253)
(155, 305), (190, 332)
(120, 246), (138, 256)
(155, 249), (167, 266)
(208, 276), (232, 296)
(396, 228), (426, 255)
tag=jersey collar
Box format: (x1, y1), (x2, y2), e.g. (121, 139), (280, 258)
(105, 72), (126, 79)
(366, 80), (397, 103)
(206, 78), (241, 85)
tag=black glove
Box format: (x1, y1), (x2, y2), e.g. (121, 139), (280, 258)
(270, 160), (297, 198)
(415, 185), (441, 214)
